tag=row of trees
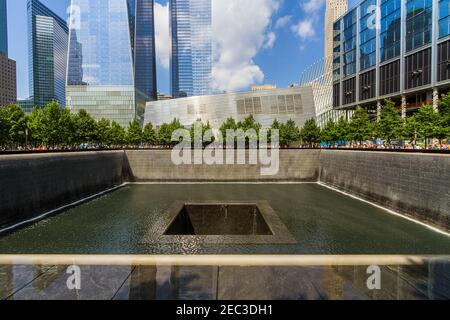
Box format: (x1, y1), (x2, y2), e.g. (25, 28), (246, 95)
(320, 98), (450, 146)
(0, 102), (146, 148)
(0, 100), (319, 148)
(1, 93), (450, 149)
(0, 101), (321, 148)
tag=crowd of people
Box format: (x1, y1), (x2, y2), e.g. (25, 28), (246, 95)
(2, 140), (450, 152)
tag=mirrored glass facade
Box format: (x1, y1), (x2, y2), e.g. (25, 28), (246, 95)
(67, 0), (157, 127)
(333, 21), (342, 82)
(333, 0), (450, 111)
(380, 0), (401, 62)
(28, 0), (68, 108)
(360, 0), (377, 70)
(0, 0), (7, 57)
(405, 0), (432, 52)
(343, 9), (357, 76)
(439, 0), (450, 37)
(170, 0), (212, 98)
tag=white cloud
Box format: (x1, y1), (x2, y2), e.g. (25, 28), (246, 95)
(275, 15), (292, 29)
(155, 2), (170, 70)
(291, 0), (325, 41)
(264, 32), (277, 49)
(302, 0), (325, 13)
(212, 0), (280, 92)
(154, 0), (280, 92)
(291, 19), (315, 39)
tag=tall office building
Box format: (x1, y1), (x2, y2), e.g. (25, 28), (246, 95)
(28, 0), (69, 108)
(0, 0), (16, 107)
(67, 0), (157, 127)
(332, 0), (448, 118)
(170, 0), (212, 98)
(325, 0), (348, 59)
(0, 54), (16, 107)
(0, 0), (8, 57)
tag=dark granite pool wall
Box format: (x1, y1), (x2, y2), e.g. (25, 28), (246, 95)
(0, 151), (125, 229)
(124, 149), (321, 182)
(1, 149), (449, 232)
(320, 150), (450, 230)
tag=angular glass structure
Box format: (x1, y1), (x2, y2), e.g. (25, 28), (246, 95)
(0, 0), (7, 57)
(67, 0), (157, 127)
(28, 0), (69, 108)
(170, 0), (212, 98)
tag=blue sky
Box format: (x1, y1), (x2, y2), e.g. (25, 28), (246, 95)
(7, 0), (359, 99)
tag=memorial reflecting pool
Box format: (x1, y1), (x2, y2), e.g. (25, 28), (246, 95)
(0, 184), (449, 255)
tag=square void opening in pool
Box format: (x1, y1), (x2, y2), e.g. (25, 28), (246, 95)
(164, 203), (273, 236)
(142, 201), (296, 245)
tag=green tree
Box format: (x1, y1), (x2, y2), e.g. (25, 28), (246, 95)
(237, 115), (262, 133)
(403, 114), (420, 146)
(27, 107), (44, 146)
(268, 119), (281, 144)
(0, 107), (8, 146)
(237, 115), (261, 146)
(96, 119), (112, 146)
(438, 92), (450, 142)
(0, 105), (28, 147)
(219, 117), (238, 135)
(414, 105), (440, 144)
(219, 118), (238, 145)
(301, 118), (321, 147)
(59, 108), (76, 146)
(157, 118), (184, 145)
(126, 120), (143, 145)
(321, 119), (339, 146)
(376, 100), (404, 144)
(189, 119), (213, 146)
(279, 119), (301, 147)
(28, 101), (67, 147)
(143, 122), (157, 145)
(73, 109), (98, 145)
(109, 121), (126, 146)
(335, 116), (350, 143)
(347, 107), (374, 143)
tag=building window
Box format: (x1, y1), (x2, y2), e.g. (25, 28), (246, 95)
(439, 0), (450, 38)
(405, 48), (431, 89)
(343, 10), (357, 77)
(405, 0), (433, 52)
(380, 0), (401, 62)
(437, 39), (450, 81)
(343, 77), (356, 105)
(359, 69), (376, 101)
(360, 0), (377, 70)
(380, 59), (401, 96)
(333, 20), (342, 81)
(333, 83), (341, 108)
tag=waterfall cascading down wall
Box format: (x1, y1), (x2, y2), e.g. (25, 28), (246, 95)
(0, 151), (125, 229)
(319, 150), (450, 231)
(0, 149), (449, 232)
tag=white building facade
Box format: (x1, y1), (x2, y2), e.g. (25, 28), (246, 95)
(144, 86), (317, 129)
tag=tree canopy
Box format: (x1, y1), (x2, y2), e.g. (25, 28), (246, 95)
(0, 97), (449, 150)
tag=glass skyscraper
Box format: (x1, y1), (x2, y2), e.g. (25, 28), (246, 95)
(28, 0), (69, 108)
(0, 0), (7, 57)
(332, 0), (450, 117)
(66, 0), (157, 127)
(170, 0), (212, 98)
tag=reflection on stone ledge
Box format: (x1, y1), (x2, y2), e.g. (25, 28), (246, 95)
(0, 258), (449, 300)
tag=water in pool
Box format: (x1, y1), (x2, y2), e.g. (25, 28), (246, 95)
(0, 183), (449, 255)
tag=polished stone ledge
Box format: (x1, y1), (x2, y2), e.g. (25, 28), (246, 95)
(1, 259), (449, 300)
